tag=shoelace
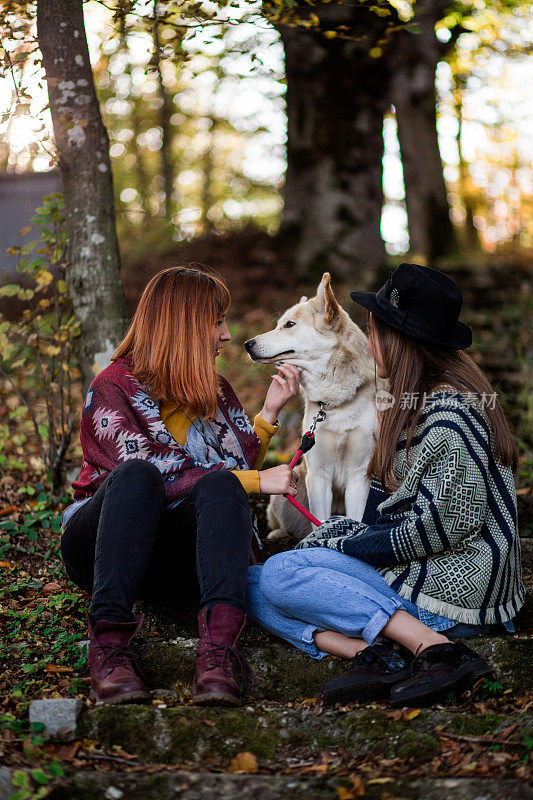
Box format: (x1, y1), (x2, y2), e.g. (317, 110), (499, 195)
(200, 641), (251, 691)
(98, 643), (147, 680)
(412, 644), (466, 676)
(346, 647), (406, 674)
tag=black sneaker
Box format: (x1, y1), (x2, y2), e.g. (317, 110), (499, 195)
(390, 641), (492, 707)
(322, 643), (413, 706)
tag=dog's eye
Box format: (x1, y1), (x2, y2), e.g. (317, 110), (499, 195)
(284, 321), (296, 328)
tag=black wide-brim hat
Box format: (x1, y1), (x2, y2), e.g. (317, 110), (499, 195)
(350, 263), (472, 350)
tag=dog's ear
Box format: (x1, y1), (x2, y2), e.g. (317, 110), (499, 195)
(315, 273), (340, 326)
(299, 296), (308, 304)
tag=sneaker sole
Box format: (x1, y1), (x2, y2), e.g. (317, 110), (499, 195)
(323, 680), (392, 706)
(323, 666), (413, 706)
(390, 661), (492, 708)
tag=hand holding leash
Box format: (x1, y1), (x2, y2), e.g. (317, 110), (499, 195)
(258, 464), (298, 496)
(282, 403), (327, 527)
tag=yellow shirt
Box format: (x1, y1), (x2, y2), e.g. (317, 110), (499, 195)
(160, 402), (279, 495)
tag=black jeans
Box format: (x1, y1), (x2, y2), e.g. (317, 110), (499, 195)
(60, 460), (254, 624)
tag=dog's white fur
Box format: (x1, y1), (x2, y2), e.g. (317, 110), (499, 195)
(246, 273), (386, 540)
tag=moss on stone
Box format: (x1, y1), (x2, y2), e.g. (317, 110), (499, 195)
(82, 705), (165, 759)
(137, 641), (196, 689)
(396, 731), (441, 761)
(493, 638), (533, 694)
(470, 636), (533, 694)
(448, 713), (504, 737)
(76, 695), (530, 773)
(134, 638), (343, 701)
(250, 645), (338, 702)
(80, 705), (298, 765)
(343, 709), (404, 745)
(203, 710), (282, 760)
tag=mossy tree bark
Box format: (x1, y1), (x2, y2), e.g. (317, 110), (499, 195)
(36, 0), (127, 392)
(271, 1), (398, 282)
(391, 0), (459, 263)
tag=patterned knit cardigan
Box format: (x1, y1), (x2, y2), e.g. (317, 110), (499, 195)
(296, 390), (525, 626)
(71, 358), (261, 502)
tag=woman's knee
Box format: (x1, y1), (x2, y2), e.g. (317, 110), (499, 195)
(259, 551), (303, 606)
(193, 469), (247, 502)
(108, 459), (164, 494)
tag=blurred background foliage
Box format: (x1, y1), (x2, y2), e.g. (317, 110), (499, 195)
(1, 0), (532, 259)
(0, 0), (531, 496)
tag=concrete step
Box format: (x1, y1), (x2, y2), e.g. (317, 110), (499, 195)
(130, 624), (533, 702)
(1, 769), (530, 800)
(76, 703), (532, 769)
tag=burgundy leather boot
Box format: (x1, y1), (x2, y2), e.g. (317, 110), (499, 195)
(88, 615), (150, 705)
(192, 604), (249, 706)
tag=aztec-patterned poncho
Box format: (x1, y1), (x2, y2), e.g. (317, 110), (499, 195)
(71, 358), (261, 502)
(296, 390), (525, 626)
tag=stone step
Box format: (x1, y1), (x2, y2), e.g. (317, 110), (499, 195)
(77, 703), (532, 769)
(136, 637), (341, 703)
(1, 769), (529, 800)
(130, 629), (533, 702)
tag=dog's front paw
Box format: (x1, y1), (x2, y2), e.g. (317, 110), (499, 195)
(266, 529), (292, 541)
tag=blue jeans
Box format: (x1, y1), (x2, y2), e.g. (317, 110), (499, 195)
(246, 548), (491, 660)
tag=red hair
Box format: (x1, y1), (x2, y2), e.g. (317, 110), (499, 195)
(113, 266), (230, 419)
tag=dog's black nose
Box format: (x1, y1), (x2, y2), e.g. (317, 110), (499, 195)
(244, 339), (255, 353)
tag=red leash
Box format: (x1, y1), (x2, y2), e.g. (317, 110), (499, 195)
(283, 405), (327, 527)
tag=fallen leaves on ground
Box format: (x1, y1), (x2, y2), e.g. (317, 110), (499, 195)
(228, 751), (259, 774)
(336, 774), (365, 798)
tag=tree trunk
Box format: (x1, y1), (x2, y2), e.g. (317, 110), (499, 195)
(453, 74), (481, 254)
(152, 2), (175, 221)
(36, 0), (127, 392)
(119, 10), (151, 229)
(273, 2), (397, 282)
(391, 0), (458, 262)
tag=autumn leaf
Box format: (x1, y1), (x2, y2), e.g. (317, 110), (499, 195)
(336, 775), (365, 798)
(337, 788), (354, 800)
(42, 582), (62, 595)
(0, 505), (19, 518)
(45, 664), (73, 673)
(229, 751), (258, 774)
(301, 762), (329, 773)
(56, 743), (80, 760)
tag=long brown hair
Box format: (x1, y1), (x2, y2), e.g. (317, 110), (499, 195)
(113, 266), (230, 419)
(366, 311), (518, 493)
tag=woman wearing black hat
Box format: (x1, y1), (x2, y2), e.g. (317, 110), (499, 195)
(247, 264), (524, 706)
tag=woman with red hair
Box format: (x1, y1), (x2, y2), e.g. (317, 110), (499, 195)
(61, 267), (300, 707)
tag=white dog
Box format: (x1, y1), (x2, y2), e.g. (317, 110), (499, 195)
(245, 273), (386, 540)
